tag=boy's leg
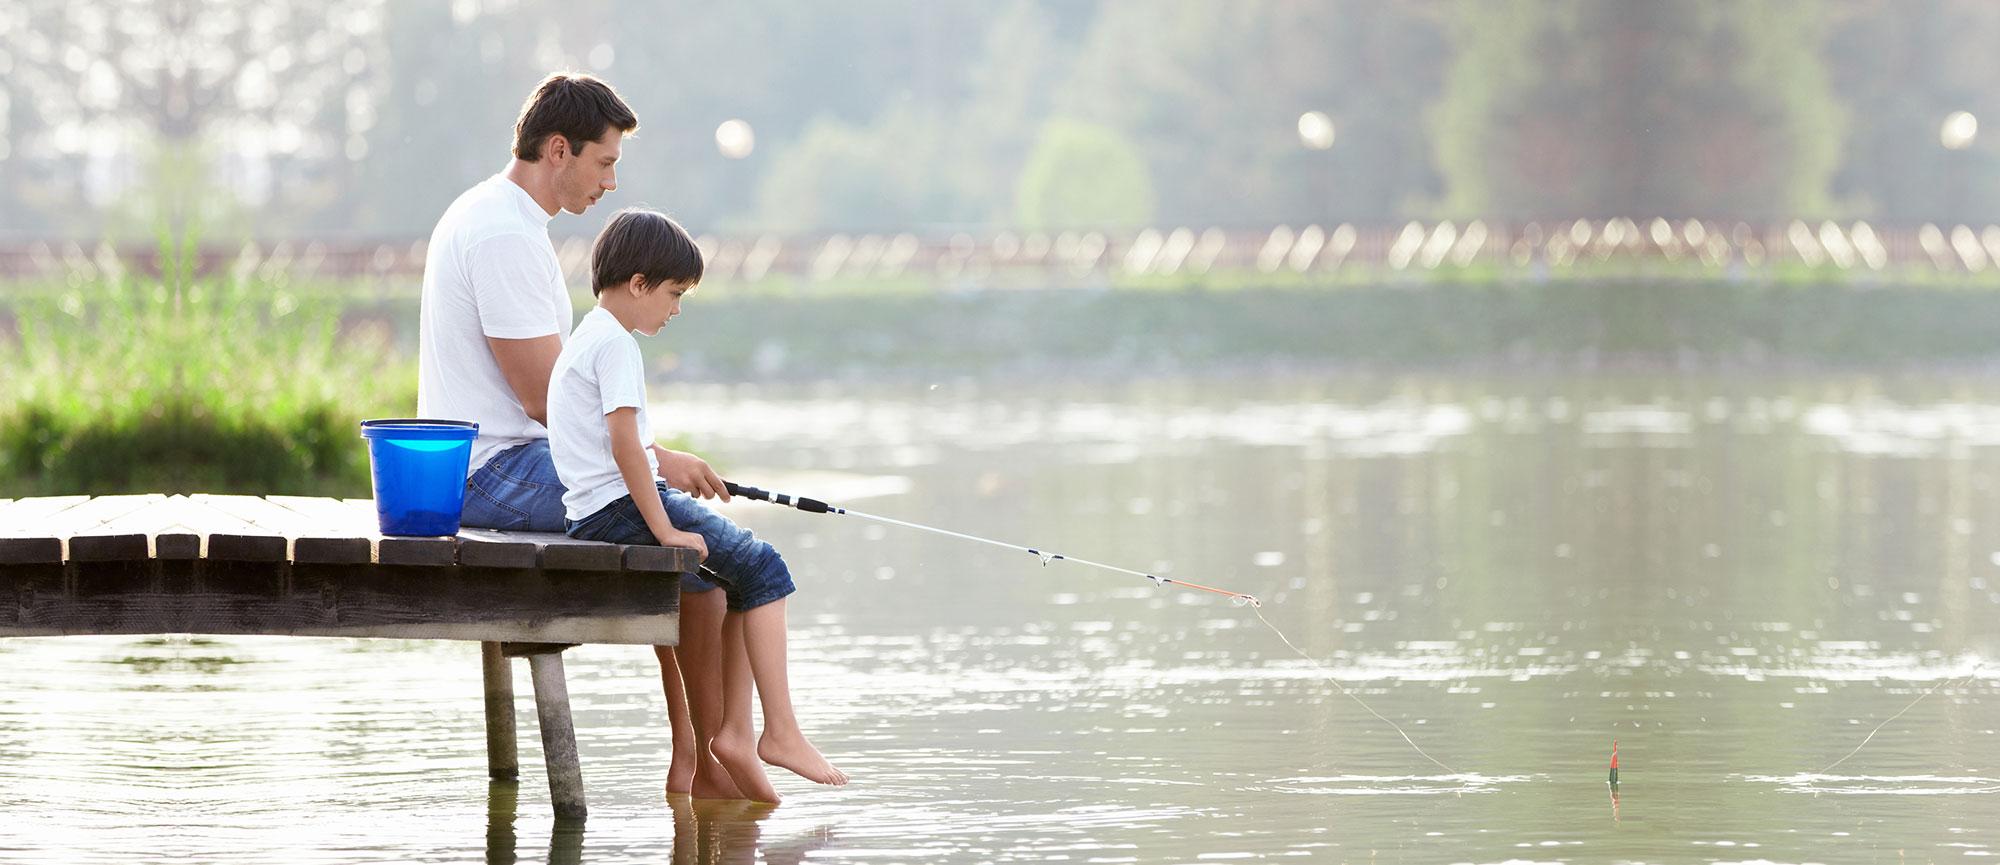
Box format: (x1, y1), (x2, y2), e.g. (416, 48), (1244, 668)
(674, 582), (745, 799)
(655, 487), (844, 791)
(735, 599), (846, 787)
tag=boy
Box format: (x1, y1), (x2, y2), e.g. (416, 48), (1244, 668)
(548, 208), (846, 803)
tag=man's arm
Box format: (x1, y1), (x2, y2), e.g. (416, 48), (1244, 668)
(486, 335), (563, 426)
(650, 444), (730, 501)
(608, 407), (707, 560)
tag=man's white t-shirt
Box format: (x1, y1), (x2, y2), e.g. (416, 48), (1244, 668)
(417, 173), (573, 474)
(548, 306), (661, 522)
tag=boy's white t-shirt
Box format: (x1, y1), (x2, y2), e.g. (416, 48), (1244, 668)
(416, 173), (574, 474)
(549, 306), (661, 522)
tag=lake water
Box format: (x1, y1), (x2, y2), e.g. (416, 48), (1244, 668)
(3, 373), (1999, 863)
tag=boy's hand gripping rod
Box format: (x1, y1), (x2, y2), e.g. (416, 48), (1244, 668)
(723, 481), (1261, 607)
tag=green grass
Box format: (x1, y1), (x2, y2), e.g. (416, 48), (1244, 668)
(0, 240), (415, 496)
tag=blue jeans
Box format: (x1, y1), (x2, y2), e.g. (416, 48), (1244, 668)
(462, 440), (568, 533)
(567, 481), (795, 612)
(464, 440), (724, 596)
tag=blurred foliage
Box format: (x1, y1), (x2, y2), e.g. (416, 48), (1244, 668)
(1432, 0), (1843, 220)
(0, 235), (415, 496)
(1015, 118), (1156, 229)
(8, 0), (2000, 239)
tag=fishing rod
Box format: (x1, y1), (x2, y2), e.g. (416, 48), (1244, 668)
(722, 481), (1261, 607)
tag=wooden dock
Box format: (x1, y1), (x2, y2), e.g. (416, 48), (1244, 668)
(0, 493), (697, 819)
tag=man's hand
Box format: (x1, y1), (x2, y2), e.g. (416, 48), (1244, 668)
(652, 445), (729, 501)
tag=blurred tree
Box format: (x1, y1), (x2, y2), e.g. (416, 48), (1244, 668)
(1431, 0), (1843, 220)
(746, 0), (1077, 232)
(1058, 0), (1449, 226)
(20, 0), (2000, 241)
(1826, 0), (2000, 225)
(329, 3), (543, 239)
(584, 0), (1001, 235)
(1015, 118), (1156, 228)
(0, 0), (389, 237)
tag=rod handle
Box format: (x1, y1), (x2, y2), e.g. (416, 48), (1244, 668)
(723, 481), (767, 501)
(723, 481), (832, 514)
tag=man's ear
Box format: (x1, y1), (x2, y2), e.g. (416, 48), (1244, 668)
(548, 134), (570, 161)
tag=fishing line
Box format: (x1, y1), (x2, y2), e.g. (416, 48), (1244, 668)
(722, 482), (1261, 604)
(723, 480), (1459, 776)
(1815, 660), (1984, 776)
(1249, 602), (1460, 776)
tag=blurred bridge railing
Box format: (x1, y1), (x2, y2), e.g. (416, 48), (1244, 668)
(6, 219), (2000, 288)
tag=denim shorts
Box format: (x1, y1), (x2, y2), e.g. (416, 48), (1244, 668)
(466, 441), (721, 595)
(566, 481), (795, 612)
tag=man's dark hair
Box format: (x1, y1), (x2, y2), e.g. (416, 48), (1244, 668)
(513, 72), (638, 162)
(591, 208), (705, 296)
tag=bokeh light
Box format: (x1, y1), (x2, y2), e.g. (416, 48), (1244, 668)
(1941, 110), (1978, 150)
(716, 118), (755, 159)
(1297, 111), (1335, 150)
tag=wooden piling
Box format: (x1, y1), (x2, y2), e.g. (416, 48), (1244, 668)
(528, 650), (587, 820)
(482, 641), (518, 781)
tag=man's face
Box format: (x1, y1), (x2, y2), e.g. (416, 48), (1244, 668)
(553, 127), (622, 214)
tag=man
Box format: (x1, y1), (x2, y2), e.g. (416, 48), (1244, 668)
(416, 72), (753, 800)
(418, 72), (725, 525)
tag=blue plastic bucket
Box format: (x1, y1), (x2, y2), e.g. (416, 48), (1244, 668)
(359, 418), (479, 536)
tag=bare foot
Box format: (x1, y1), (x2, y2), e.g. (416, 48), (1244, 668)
(691, 746), (745, 799)
(666, 741), (697, 795)
(712, 726), (782, 804)
(759, 731), (847, 786)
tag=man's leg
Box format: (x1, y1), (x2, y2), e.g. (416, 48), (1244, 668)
(461, 440), (569, 532)
(653, 644), (697, 796)
(673, 581), (744, 799)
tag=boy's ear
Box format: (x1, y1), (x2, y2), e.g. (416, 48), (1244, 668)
(627, 273), (649, 295)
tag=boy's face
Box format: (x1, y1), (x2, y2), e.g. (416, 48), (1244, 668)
(631, 279), (692, 336)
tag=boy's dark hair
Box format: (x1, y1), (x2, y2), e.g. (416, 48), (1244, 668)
(513, 73), (638, 162)
(591, 208), (705, 296)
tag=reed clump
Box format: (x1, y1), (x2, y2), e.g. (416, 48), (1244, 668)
(1, 251), (414, 496)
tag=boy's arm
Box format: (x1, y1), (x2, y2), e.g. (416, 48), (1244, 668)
(650, 444), (730, 501)
(607, 406), (708, 561)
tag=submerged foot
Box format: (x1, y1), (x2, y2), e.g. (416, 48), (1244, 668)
(759, 731), (847, 786)
(666, 744), (698, 796)
(691, 746), (745, 799)
(712, 727), (782, 804)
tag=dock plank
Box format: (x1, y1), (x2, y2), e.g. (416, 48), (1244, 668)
(0, 496), (94, 564)
(155, 496), (286, 562)
(455, 528), (541, 569)
(79, 494), (206, 559)
(336, 499), (458, 567)
(198, 494), (373, 565)
(265, 496), (381, 564)
(65, 495), (172, 562)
